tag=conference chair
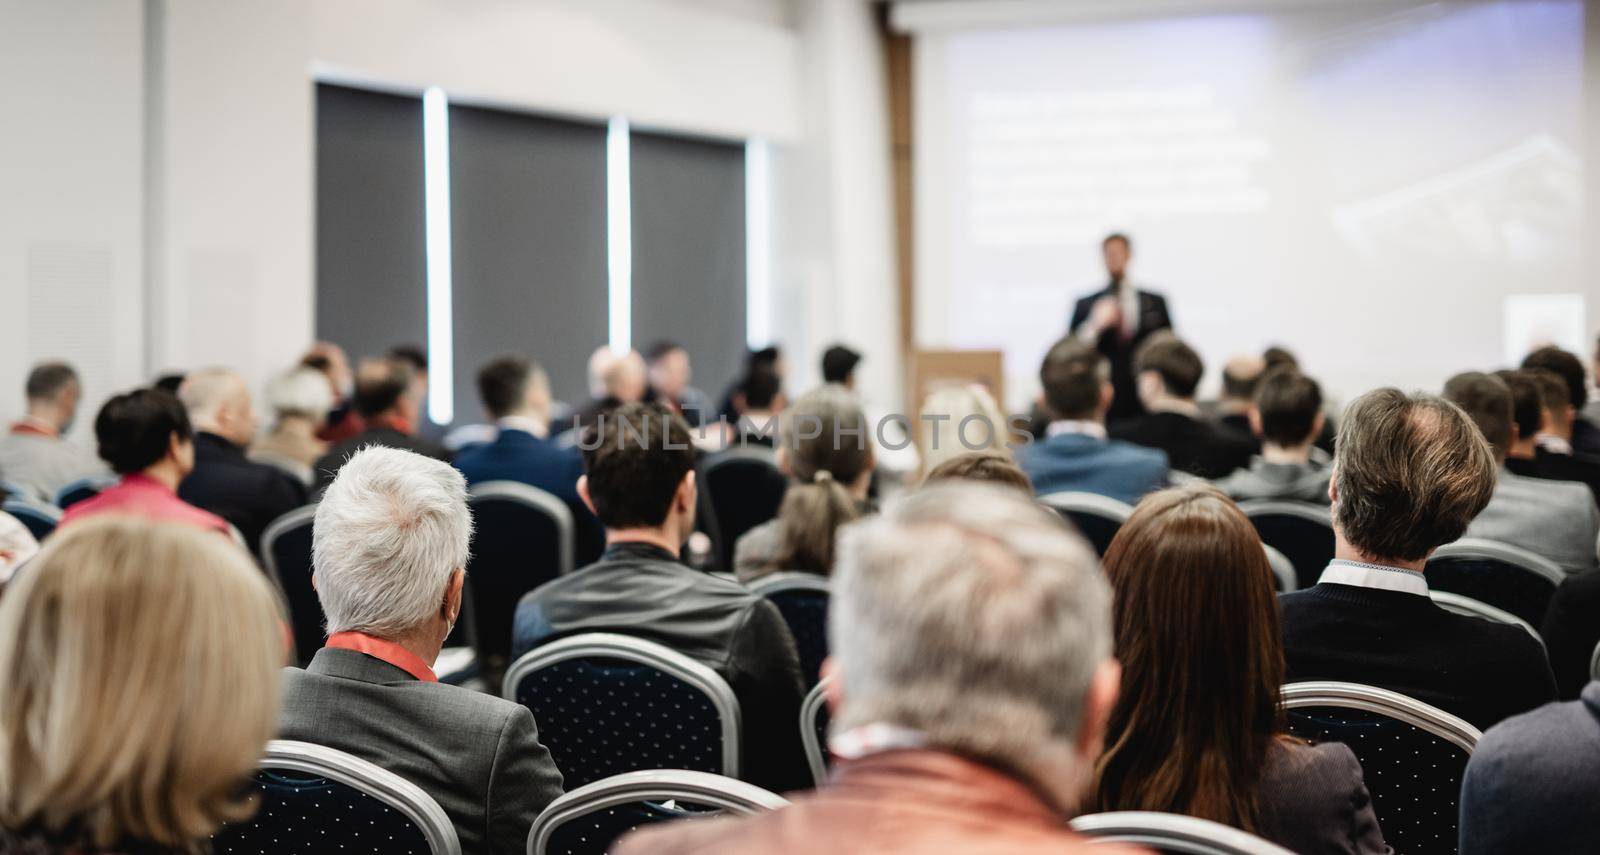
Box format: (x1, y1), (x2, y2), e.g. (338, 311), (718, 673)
(2, 498), (60, 542)
(747, 571), (830, 686)
(700, 446), (787, 571)
(465, 481), (575, 685)
(260, 504), (322, 667)
(1263, 544), (1297, 593)
(1283, 681), (1480, 855)
(527, 769), (788, 855)
(1239, 501), (1334, 589)
(1038, 491), (1134, 556)
(0, 479), (30, 502)
(800, 678), (832, 786)
(1429, 590), (1542, 645)
(212, 739), (459, 855)
(1424, 538), (1563, 628)
(1070, 812), (1295, 855)
(1590, 638), (1600, 684)
(503, 633), (741, 789)
(53, 474), (117, 511)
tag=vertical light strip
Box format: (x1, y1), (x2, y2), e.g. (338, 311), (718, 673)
(423, 86), (454, 425)
(745, 138), (771, 349)
(607, 117), (632, 354)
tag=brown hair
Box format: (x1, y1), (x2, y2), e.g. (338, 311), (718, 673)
(1443, 372), (1513, 457)
(1091, 485), (1284, 831)
(924, 451), (1032, 493)
(1039, 337), (1108, 420)
(770, 386), (874, 575)
(1135, 333), (1204, 398)
(1254, 368), (1322, 448)
(1333, 388), (1496, 562)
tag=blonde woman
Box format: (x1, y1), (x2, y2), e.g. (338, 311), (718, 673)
(917, 382), (1011, 474)
(0, 517), (284, 853)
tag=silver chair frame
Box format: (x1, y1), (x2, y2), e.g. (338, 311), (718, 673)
(1038, 491), (1136, 523)
(800, 677), (831, 786)
(2, 498), (61, 530)
(1428, 537), (1566, 587)
(1429, 590), (1543, 645)
(468, 480), (575, 576)
(254, 739), (460, 855)
(1262, 544), (1297, 593)
(1237, 500), (1333, 528)
(502, 632), (743, 778)
(1072, 811), (1294, 855)
(1281, 681), (1482, 752)
(1590, 637), (1600, 683)
(527, 769), (788, 855)
(747, 571), (830, 599)
(259, 502), (318, 577)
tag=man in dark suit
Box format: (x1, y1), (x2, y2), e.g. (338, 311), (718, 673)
(1278, 388), (1556, 731)
(279, 446), (564, 854)
(175, 368), (306, 553)
(314, 356), (449, 490)
(512, 403), (811, 794)
(1501, 370), (1600, 506)
(1523, 345), (1600, 457)
(454, 355), (604, 565)
(1068, 233), (1172, 421)
(1016, 336), (1168, 504)
(1108, 334), (1255, 479)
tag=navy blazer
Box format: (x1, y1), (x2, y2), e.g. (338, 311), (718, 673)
(1018, 432), (1169, 506)
(454, 428), (604, 565)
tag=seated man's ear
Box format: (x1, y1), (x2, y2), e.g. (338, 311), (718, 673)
(576, 475), (598, 516)
(442, 568), (465, 622)
(1247, 407), (1264, 438)
(676, 470), (697, 513)
(820, 657), (844, 714)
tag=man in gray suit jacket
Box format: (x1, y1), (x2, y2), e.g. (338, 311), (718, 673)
(278, 446), (563, 854)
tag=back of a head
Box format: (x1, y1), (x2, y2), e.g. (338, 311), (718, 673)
(265, 366), (334, 423)
(0, 517), (282, 850)
(94, 387), (193, 474)
(924, 450), (1032, 494)
(25, 361), (78, 405)
(1527, 369), (1572, 419)
(741, 366), (782, 411)
(352, 357), (415, 419)
(604, 350), (648, 403)
(1261, 346), (1299, 372)
(580, 402), (696, 529)
(1442, 371), (1513, 458)
(388, 344), (428, 377)
(1222, 355), (1266, 402)
(820, 345), (862, 386)
(1092, 485), (1282, 829)
(177, 367), (246, 427)
(477, 355), (545, 420)
(1494, 370), (1543, 445)
(918, 384), (1008, 471)
(1135, 333), (1204, 399)
(1521, 346), (1587, 410)
(1333, 388), (1496, 562)
(781, 385), (871, 484)
(1254, 369), (1322, 448)
(1039, 336), (1108, 420)
(831, 482), (1110, 797)
(314, 446), (472, 638)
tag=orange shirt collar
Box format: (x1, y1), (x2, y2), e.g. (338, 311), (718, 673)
(325, 631), (437, 682)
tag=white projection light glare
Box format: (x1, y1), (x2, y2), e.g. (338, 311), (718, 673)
(607, 116), (632, 356)
(745, 138), (771, 349)
(422, 85), (454, 425)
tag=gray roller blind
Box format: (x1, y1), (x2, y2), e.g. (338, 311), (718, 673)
(315, 84), (427, 368)
(630, 131), (747, 402)
(449, 105), (609, 418)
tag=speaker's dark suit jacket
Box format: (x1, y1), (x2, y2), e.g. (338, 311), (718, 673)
(1069, 284), (1172, 421)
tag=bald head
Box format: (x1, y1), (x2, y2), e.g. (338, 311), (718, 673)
(178, 368), (257, 448)
(587, 346), (646, 403)
(1222, 355), (1267, 403)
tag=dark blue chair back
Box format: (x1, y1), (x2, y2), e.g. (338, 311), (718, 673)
(260, 505), (322, 667)
(466, 482), (573, 679)
(53, 476), (114, 511)
(1038, 492), (1133, 556)
(1425, 539), (1563, 628)
(702, 448), (787, 571)
(749, 572), (830, 686)
(2, 499), (60, 542)
(1241, 501), (1334, 589)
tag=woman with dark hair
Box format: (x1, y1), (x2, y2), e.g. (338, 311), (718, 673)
(1091, 485), (1388, 855)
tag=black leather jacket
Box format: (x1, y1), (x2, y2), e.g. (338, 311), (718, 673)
(513, 542), (811, 793)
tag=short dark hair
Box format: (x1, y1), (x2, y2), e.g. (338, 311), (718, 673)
(644, 340), (683, 364)
(1334, 389), (1496, 562)
(353, 359), (414, 419)
(1494, 370), (1543, 443)
(748, 346), (781, 371)
(152, 373), (185, 396)
(25, 362), (78, 402)
(1261, 346), (1298, 371)
(924, 451), (1032, 494)
(95, 388), (193, 474)
(1255, 369), (1323, 447)
(1135, 334), (1204, 399)
(1443, 371), (1513, 456)
(387, 344), (428, 374)
(821, 345), (862, 385)
(1039, 337), (1107, 419)
(580, 403), (696, 529)
(1521, 346), (1587, 409)
(1527, 369), (1572, 416)
(477, 356), (536, 419)
(743, 367), (781, 410)
(1103, 232), (1131, 252)
(1221, 360), (1264, 401)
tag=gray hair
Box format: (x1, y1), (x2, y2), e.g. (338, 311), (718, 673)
(177, 367), (246, 426)
(312, 446), (472, 638)
(830, 482), (1111, 785)
(265, 366), (334, 421)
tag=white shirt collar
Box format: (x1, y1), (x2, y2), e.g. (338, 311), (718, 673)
(497, 416), (549, 439)
(1538, 434), (1573, 456)
(829, 723), (926, 761)
(1317, 558), (1429, 597)
(1046, 419), (1107, 440)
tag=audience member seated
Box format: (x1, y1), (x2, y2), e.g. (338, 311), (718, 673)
(314, 356), (449, 489)
(454, 355), (603, 564)
(572, 346), (648, 432)
(822, 344), (919, 479)
(388, 343), (431, 408)
(645, 340), (714, 427)
(1092, 486), (1385, 854)
(1111, 333), (1255, 479)
(176, 368), (308, 554)
(279, 446), (564, 854)
(61, 388), (229, 536)
(1018, 336), (1168, 504)
(917, 382), (1011, 472)
(1498, 369), (1600, 505)
(1215, 354), (1266, 448)
(301, 341), (361, 443)
(250, 365), (333, 486)
(718, 345), (783, 422)
(0, 517), (282, 854)
(734, 385), (873, 582)
(1213, 369), (1332, 504)
(1540, 568), (1600, 700)
(0, 511), (38, 582)
(1445, 372), (1600, 575)
(1278, 388), (1555, 730)
(1458, 680), (1600, 854)
(0, 361), (106, 502)
(512, 403), (810, 793)
(1260, 345), (1337, 452)
(730, 367), (785, 447)
(615, 483), (1135, 855)
(923, 450), (1032, 493)
(1523, 345), (1600, 457)
(1523, 368), (1600, 504)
